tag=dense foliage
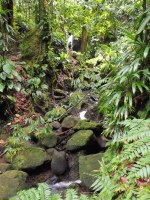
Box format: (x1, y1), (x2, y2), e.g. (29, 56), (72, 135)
(0, 0), (150, 199)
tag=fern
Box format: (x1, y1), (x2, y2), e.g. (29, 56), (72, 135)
(37, 183), (51, 200)
(65, 189), (79, 200)
(92, 118), (150, 199)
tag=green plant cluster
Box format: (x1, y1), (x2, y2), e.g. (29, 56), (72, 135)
(92, 119), (150, 200)
(9, 183), (98, 200)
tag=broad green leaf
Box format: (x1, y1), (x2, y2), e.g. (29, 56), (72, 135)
(3, 63), (13, 74)
(0, 72), (6, 80)
(144, 46), (150, 58)
(0, 82), (5, 92)
(8, 81), (14, 89)
(137, 14), (150, 34)
(14, 83), (21, 91)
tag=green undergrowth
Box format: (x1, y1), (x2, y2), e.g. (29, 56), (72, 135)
(92, 118), (150, 200)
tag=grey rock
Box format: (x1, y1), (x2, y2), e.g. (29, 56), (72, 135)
(51, 150), (67, 176)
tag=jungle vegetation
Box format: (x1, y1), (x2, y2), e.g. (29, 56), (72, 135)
(0, 0), (150, 199)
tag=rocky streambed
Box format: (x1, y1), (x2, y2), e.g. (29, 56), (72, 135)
(0, 91), (108, 199)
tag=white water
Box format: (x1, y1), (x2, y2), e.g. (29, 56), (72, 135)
(49, 180), (81, 191)
(79, 110), (87, 120)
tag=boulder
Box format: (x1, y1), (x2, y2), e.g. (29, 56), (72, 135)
(35, 128), (57, 148)
(74, 120), (100, 131)
(0, 163), (12, 174)
(5, 147), (49, 170)
(52, 121), (61, 129)
(51, 150), (67, 176)
(47, 148), (55, 161)
(79, 153), (103, 189)
(61, 115), (79, 129)
(0, 170), (27, 199)
(66, 130), (94, 151)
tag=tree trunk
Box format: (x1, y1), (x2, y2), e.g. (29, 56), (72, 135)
(81, 26), (88, 53)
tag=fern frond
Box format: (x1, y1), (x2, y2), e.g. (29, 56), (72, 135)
(122, 140), (150, 161)
(136, 186), (150, 200)
(65, 189), (79, 200)
(51, 193), (63, 200)
(37, 183), (51, 200)
(79, 194), (89, 200)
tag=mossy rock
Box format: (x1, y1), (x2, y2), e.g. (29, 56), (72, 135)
(5, 147), (49, 170)
(61, 115), (79, 129)
(0, 170), (27, 199)
(74, 120), (100, 130)
(66, 130), (94, 151)
(79, 153), (103, 189)
(35, 127), (57, 148)
(0, 163), (12, 174)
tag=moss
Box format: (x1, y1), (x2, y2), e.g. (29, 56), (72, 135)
(0, 163), (12, 174)
(61, 115), (79, 129)
(35, 127), (57, 148)
(5, 147), (49, 170)
(66, 130), (94, 151)
(79, 153), (103, 189)
(0, 170), (27, 199)
(74, 120), (100, 130)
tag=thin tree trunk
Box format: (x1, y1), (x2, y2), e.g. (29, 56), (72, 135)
(81, 26), (88, 53)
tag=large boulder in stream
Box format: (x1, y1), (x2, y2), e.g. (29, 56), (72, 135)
(79, 153), (103, 189)
(61, 115), (79, 129)
(4, 146), (49, 170)
(51, 150), (67, 176)
(66, 130), (94, 151)
(0, 170), (27, 199)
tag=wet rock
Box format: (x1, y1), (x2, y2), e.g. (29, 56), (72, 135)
(47, 148), (55, 160)
(79, 153), (103, 189)
(52, 121), (61, 129)
(85, 105), (101, 122)
(61, 115), (79, 129)
(97, 135), (109, 149)
(0, 170), (27, 199)
(5, 147), (49, 170)
(66, 130), (94, 151)
(35, 127), (57, 148)
(51, 150), (67, 176)
(74, 120), (100, 131)
(0, 163), (12, 174)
